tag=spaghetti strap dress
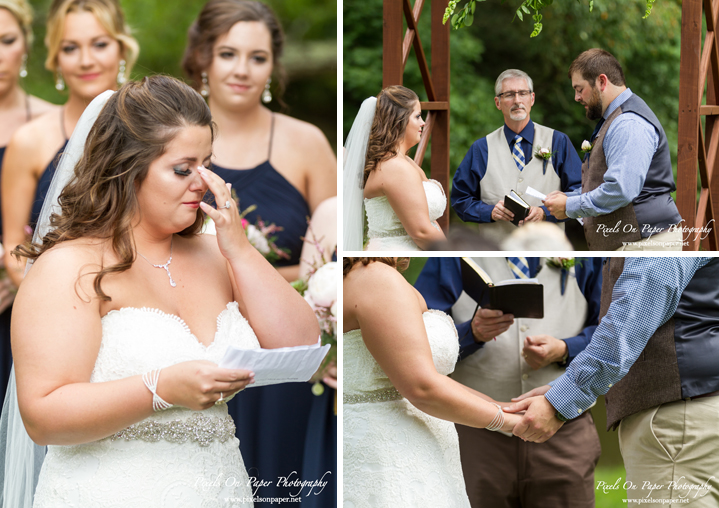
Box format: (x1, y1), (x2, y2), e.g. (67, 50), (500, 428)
(210, 115), (334, 507)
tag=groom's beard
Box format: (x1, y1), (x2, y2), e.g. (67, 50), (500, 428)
(584, 86), (603, 121)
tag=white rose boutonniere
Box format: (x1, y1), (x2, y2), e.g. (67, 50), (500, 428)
(580, 140), (593, 158)
(533, 146), (555, 174)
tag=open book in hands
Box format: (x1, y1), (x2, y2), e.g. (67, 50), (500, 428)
(460, 258), (544, 319)
(219, 338), (330, 387)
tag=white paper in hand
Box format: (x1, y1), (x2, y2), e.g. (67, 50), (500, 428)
(525, 186), (547, 201)
(219, 338), (330, 387)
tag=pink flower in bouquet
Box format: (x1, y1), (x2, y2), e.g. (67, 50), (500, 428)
(241, 218), (249, 229)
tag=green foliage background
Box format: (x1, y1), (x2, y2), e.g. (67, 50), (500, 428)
(21, 0), (337, 149)
(344, 0), (682, 216)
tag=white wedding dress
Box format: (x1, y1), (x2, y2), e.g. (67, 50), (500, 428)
(32, 302), (259, 508)
(364, 179), (446, 251)
(343, 310), (470, 508)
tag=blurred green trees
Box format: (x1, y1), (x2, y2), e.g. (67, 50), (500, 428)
(22, 0), (337, 149)
(344, 0), (681, 200)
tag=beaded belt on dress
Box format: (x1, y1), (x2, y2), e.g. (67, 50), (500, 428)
(367, 228), (409, 239)
(344, 387), (403, 404)
(110, 413), (235, 447)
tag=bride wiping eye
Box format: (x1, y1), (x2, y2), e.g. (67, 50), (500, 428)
(173, 166), (192, 176)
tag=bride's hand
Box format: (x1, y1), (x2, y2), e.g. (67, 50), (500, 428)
(197, 166), (251, 262)
(500, 411), (524, 434)
(157, 360), (255, 411)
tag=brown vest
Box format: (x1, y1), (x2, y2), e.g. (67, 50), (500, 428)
(582, 108), (642, 250)
(602, 258), (681, 430)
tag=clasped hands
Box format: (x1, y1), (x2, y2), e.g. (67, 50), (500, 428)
(472, 308), (568, 442)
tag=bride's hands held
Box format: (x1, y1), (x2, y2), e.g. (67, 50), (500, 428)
(500, 411), (523, 434)
(157, 360), (255, 411)
(197, 166), (251, 262)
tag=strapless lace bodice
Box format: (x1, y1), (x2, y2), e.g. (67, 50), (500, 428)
(343, 310), (469, 508)
(344, 310), (458, 395)
(33, 302), (259, 508)
(364, 180), (446, 251)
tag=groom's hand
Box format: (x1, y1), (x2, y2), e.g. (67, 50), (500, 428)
(543, 192), (568, 220)
(471, 308), (514, 342)
(511, 384), (551, 402)
(503, 395), (564, 443)
(491, 200), (515, 222)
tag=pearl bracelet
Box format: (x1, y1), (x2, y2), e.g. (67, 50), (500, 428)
(142, 368), (174, 412)
(485, 403), (505, 432)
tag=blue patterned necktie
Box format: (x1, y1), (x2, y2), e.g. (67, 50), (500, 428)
(590, 118), (606, 143)
(507, 257), (530, 279)
(512, 135), (525, 171)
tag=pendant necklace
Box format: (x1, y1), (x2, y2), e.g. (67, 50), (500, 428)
(137, 238), (177, 288)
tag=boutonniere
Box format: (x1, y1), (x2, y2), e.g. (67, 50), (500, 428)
(546, 258), (583, 295)
(533, 147), (555, 175)
(580, 140), (593, 158)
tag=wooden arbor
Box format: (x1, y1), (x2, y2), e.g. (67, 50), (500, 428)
(677, 0), (719, 250)
(383, 0), (451, 231)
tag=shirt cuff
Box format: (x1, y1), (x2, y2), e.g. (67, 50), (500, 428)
(565, 195), (582, 218)
(479, 202), (495, 223)
(545, 373), (598, 420)
(541, 205), (559, 223)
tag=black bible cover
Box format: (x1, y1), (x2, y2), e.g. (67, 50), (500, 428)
(503, 190), (530, 226)
(460, 258), (544, 319)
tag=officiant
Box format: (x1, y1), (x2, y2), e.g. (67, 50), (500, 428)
(415, 257), (603, 508)
(543, 49), (683, 251)
(450, 69), (582, 247)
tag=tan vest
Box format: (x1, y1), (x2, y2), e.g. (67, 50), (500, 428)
(478, 124), (563, 245)
(450, 257), (588, 403)
(582, 108), (642, 250)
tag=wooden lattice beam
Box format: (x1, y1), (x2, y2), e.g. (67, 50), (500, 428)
(383, 0), (451, 231)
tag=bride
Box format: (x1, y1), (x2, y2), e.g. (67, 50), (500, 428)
(343, 86), (447, 251)
(343, 257), (521, 507)
(4, 76), (319, 507)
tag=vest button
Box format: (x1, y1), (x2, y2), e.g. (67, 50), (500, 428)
(522, 374), (529, 380)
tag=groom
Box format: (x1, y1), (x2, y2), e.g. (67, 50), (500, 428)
(507, 257), (719, 506)
(415, 257), (603, 508)
(451, 69), (582, 246)
(544, 49), (683, 251)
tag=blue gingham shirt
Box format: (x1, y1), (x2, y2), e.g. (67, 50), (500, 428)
(546, 257), (713, 419)
(565, 89), (659, 218)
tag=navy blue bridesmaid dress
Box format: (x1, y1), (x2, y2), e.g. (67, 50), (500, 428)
(211, 116), (335, 507)
(0, 140), (65, 408)
(0, 146), (11, 408)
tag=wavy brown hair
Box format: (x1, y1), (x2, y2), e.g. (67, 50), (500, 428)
(15, 75), (214, 301)
(363, 85), (419, 186)
(182, 0), (286, 105)
(343, 257), (409, 277)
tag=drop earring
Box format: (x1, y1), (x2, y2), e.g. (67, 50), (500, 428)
(19, 54), (28, 78)
(262, 78), (272, 104)
(201, 72), (209, 98)
(117, 59), (126, 85)
(55, 70), (65, 91)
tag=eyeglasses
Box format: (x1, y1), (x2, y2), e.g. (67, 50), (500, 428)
(497, 90), (532, 100)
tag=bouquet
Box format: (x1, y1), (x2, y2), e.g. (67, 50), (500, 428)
(203, 190), (290, 263)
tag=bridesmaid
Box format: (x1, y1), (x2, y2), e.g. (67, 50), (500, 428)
(1, 0), (138, 287)
(182, 0), (336, 283)
(182, 2), (336, 507)
(0, 0), (55, 406)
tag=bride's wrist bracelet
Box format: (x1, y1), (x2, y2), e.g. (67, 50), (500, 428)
(142, 368), (174, 412)
(485, 403), (505, 432)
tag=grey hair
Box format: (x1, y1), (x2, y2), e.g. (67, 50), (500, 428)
(494, 69), (534, 96)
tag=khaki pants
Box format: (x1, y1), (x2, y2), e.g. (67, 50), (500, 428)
(456, 411), (601, 508)
(618, 397), (719, 507)
(616, 228), (683, 251)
